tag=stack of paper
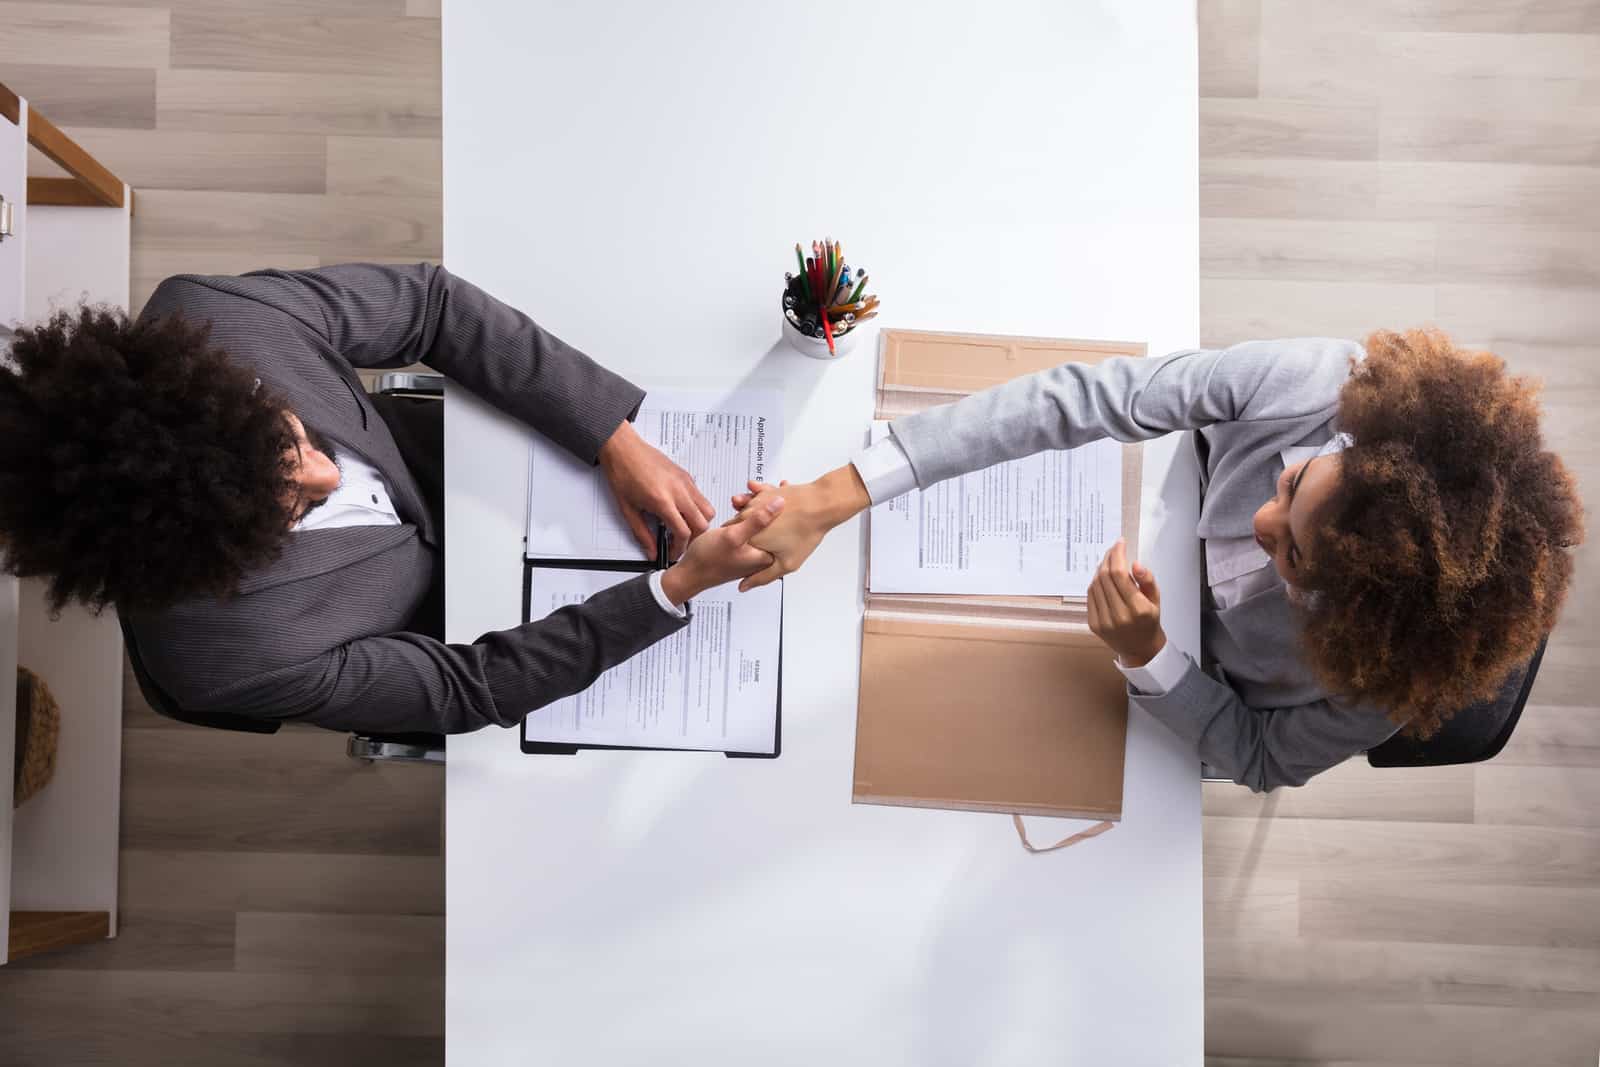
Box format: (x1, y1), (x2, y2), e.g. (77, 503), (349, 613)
(527, 387), (780, 561)
(520, 386), (785, 756)
(866, 422), (1124, 598)
(522, 568), (782, 754)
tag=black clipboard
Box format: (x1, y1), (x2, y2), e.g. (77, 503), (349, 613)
(519, 526), (782, 759)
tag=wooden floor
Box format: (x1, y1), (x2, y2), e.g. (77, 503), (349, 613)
(0, 2), (1596, 1065)
(1198, 1), (1600, 1062)
(0, 3), (448, 1065)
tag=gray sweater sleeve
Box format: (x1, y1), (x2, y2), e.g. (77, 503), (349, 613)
(888, 337), (1362, 489)
(1135, 656), (1402, 792)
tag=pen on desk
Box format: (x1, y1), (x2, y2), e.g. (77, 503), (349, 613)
(828, 296), (878, 316)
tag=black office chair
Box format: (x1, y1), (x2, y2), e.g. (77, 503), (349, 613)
(1364, 636), (1546, 768)
(116, 372), (449, 766)
(1200, 636), (1548, 784)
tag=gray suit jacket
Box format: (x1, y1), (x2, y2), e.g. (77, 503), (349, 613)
(127, 263), (687, 735)
(888, 338), (1403, 791)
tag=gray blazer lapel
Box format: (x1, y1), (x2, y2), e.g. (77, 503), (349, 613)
(236, 525), (417, 596)
(1196, 408), (1339, 539)
(1205, 583), (1325, 707)
(267, 355), (437, 548)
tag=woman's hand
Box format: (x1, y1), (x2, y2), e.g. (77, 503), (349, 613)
(1087, 539), (1166, 667)
(598, 419), (715, 560)
(724, 464), (870, 591)
(659, 494), (784, 604)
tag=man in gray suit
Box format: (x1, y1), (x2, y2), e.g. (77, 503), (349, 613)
(726, 331), (1581, 791)
(0, 263), (783, 735)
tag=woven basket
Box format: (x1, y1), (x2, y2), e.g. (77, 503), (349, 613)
(15, 666), (60, 807)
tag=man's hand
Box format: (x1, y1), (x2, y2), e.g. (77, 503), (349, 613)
(1086, 539), (1166, 667)
(598, 420), (714, 560)
(660, 495), (784, 605)
(724, 464), (870, 591)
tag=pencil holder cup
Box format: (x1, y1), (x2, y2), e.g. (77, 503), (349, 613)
(782, 315), (863, 360)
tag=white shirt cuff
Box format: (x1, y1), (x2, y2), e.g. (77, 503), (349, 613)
(647, 570), (687, 619)
(851, 434), (918, 505)
(1115, 641), (1188, 696)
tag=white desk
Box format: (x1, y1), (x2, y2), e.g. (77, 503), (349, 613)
(444, 2), (1201, 1062)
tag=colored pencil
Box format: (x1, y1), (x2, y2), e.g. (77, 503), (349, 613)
(784, 237), (879, 354)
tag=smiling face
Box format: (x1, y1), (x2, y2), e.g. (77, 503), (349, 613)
(1252, 454), (1343, 585)
(281, 412), (342, 524)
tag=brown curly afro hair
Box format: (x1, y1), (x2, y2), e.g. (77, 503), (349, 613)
(0, 305), (299, 614)
(1296, 328), (1584, 738)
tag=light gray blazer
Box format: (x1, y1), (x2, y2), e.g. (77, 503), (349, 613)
(888, 338), (1403, 791)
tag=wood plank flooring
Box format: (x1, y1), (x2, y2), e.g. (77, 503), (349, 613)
(1198, 1), (1600, 1062)
(0, 2), (1596, 1065)
(0, 7), (444, 1064)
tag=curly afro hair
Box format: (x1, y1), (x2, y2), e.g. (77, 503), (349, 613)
(1296, 328), (1584, 738)
(0, 305), (299, 614)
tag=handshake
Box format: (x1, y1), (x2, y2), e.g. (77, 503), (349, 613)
(598, 420), (869, 608)
(657, 465), (871, 606)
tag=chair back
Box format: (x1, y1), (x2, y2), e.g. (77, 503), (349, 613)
(1366, 637), (1546, 768)
(119, 616), (281, 735)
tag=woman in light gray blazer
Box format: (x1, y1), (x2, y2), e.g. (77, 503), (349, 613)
(728, 330), (1582, 791)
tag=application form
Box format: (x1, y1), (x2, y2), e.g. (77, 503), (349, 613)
(867, 422), (1123, 596)
(526, 387), (782, 560)
(522, 568), (782, 754)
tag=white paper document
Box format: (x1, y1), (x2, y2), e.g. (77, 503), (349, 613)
(526, 387), (782, 560)
(867, 422), (1123, 596)
(522, 568), (782, 753)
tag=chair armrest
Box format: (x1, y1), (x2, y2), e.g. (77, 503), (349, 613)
(347, 732), (446, 765)
(371, 372), (446, 398)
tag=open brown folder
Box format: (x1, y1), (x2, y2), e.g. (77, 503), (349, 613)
(853, 329), (1146, 823)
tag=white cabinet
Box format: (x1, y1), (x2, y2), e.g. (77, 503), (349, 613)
(0, 85), (130, 965)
